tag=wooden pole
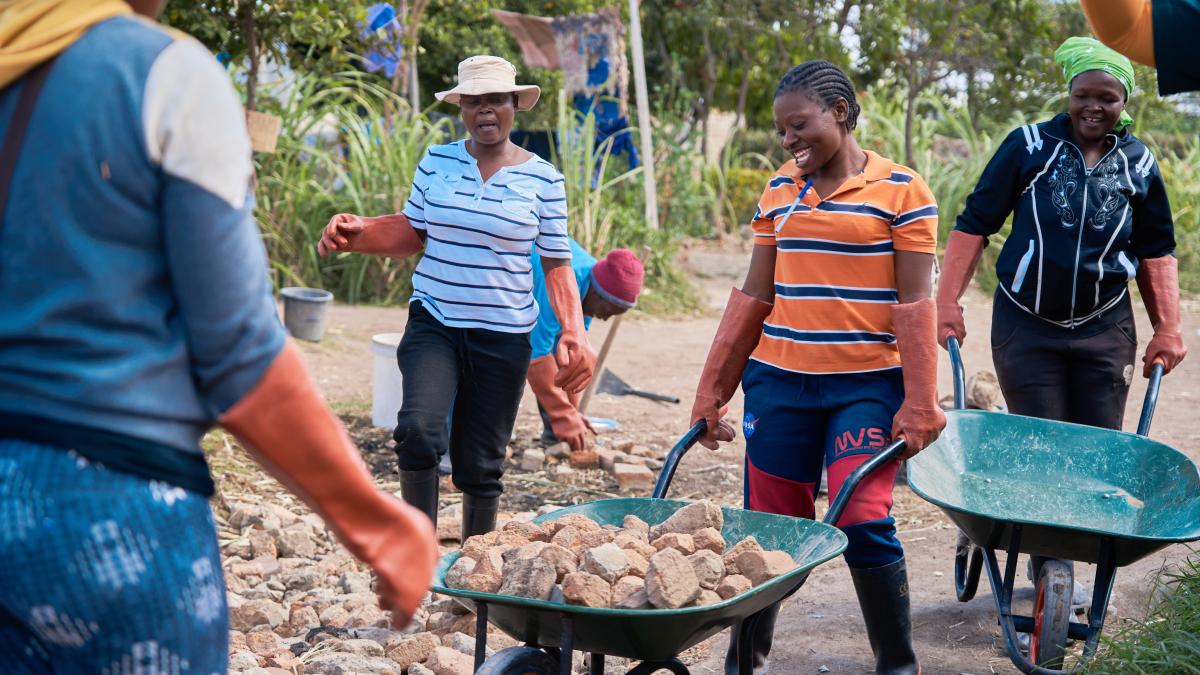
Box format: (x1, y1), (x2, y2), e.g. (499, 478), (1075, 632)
(627, 0), (659, 230)
(578, 314), (623, 415)
(409, 50), (420, 114)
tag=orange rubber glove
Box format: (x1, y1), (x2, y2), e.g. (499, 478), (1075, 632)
(545, 264), (596, 395)
(528, 355), (593, 451)
(935, 230), (985, 349)
(690, 288), (773, 450)
(1080, 0), (1156, 67)
(891, 298), (947, 459)
(1137, 255), (1188, 377)
(318, 213), (424, 259)
(220, 341), (438, 626)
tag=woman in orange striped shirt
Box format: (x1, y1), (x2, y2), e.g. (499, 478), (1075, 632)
(690, 60), (944, 675)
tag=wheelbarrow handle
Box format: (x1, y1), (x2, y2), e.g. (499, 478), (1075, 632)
(1136, 363), (1164, 437)
(653, 420), (707, 499)
(947, 336), (967, 411)
(952, 337), (1165, 435)
(824, 439), (907, 526)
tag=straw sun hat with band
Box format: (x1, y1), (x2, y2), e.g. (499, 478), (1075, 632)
(435, 55), (541, 111)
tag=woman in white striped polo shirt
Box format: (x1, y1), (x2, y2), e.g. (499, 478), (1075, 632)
(318, 55), (596, 541)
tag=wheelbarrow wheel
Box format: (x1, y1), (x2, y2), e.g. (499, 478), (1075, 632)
(953, 530), (984, 602)
(1030, 559), (1073, 669)
(476, 646), (561, 675)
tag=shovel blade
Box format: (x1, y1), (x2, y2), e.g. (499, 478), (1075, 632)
(596, 368), (630, 396)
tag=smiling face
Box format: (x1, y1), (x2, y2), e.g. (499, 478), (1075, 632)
(773, 89), (849, 175)
(459, 92), (518, 147)
(1068, 70), (1127, 144)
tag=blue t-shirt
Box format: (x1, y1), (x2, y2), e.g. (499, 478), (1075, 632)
(0, 18), (285, 493)
(530, 238), (596, 359)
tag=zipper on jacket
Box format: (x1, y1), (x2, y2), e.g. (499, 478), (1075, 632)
(1069, 182), (1089, 327)
(1043, 130), (1117, 328)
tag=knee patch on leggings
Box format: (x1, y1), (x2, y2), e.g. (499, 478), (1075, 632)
(745, 456), (817, 519)
(841, 517), (904, 568)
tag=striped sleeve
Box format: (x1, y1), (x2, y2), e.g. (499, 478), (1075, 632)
(534, 175), (571, 259)
(890, 173), (938, 254)
(402, 151), (433, 230)
(750, 181), (777, 246)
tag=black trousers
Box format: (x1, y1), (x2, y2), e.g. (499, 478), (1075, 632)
(393, 302), (531, 498)
(990, 294), (1138, 431)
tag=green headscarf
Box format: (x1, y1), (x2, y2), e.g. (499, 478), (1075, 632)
(1054, 36), (1135, 132)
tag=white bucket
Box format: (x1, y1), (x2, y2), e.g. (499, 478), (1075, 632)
(371, 332), (405, 429)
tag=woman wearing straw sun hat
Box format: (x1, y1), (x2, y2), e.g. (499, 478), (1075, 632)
(319, 55), (596, 542)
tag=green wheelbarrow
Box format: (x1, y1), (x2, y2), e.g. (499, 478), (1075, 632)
(906, 337), (1200, 674)
(431, 420), (907, 674)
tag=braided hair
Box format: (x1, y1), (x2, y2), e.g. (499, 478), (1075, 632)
(775, 60), (861, 133)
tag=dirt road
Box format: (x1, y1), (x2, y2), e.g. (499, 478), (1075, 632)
(295, 241), (1199, 674)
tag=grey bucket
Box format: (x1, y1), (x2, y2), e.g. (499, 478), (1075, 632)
(281, 287), (333, 342)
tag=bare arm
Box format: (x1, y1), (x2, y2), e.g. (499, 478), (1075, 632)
(740, 245), (778, 302)
(541, 255), (571, 275)
(895, 251), (935, 303)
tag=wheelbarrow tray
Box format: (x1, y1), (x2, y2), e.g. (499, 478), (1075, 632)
(908, 409), (1200, 566)
(430, 497), (846, 662)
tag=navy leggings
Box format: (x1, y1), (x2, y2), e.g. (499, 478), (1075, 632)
(0, 439), (228, 673)
(741, 361), (906, 569)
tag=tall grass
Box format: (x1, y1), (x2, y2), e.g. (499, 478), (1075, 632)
(253, 71), (704, 312)
(1084, 555), (1200, 674)
(251, 74), (1200, 307)
(552, 94), (703, 314)
(1144, 135), (1200, 293)
(552, 91), (643, 255)
(254, 70), (452, 304)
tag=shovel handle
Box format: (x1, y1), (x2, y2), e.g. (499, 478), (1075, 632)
(653, 421), (706, 499)
(823, 439), (907, 526)
(627, 388), (682, 404)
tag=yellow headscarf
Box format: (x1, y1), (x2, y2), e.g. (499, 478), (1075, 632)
(0, 0), (131, 88)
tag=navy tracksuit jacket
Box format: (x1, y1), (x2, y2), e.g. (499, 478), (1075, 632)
(956, 113), (1175, 329)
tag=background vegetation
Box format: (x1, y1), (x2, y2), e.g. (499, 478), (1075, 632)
(166, 0), (1200, 311)
(167, 3), (1200, 660)
(1084, 554), (1200, 674)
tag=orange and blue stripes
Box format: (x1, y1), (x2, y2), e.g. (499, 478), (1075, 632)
(749, 151), (938, 374)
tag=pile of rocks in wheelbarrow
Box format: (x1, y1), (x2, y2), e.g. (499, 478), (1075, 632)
(444, 500), (798, 610)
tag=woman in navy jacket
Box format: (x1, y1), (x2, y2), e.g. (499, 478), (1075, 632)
(938, 37), (1186, 430)
(936, 37), (1187, 617)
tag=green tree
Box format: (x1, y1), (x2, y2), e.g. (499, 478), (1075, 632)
(413, 0), (607, 129)
(857, 0), (1063, 166)
(162, 0), (364, 112)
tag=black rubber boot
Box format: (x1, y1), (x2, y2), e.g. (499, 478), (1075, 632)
(723, 603), (780, 674)
(461, 493), (500, 542)
(399, 467), (440, 529)
(850, 558), (920, 675)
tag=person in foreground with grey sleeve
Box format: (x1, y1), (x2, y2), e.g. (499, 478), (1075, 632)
(0, 0), (436, 670)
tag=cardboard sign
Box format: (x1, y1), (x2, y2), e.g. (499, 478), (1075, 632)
(246, 110), (282, 154)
